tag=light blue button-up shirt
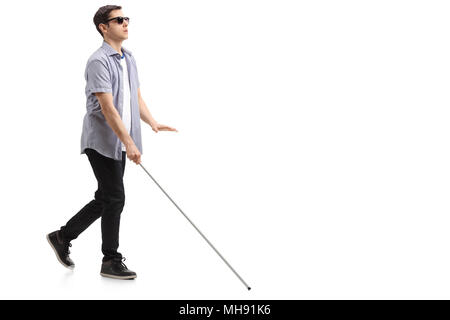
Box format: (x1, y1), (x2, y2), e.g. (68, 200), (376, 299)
(80, 40), (143, 161)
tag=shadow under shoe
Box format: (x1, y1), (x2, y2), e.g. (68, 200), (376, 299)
(100, 257), (137, 280)
(46, 230), (75, 270)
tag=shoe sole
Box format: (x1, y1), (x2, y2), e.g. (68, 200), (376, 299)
(46, 234), (75, 270)
(100, 272), (137, 280)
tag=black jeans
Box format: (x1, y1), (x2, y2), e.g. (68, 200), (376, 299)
(60, 148), (126, 262)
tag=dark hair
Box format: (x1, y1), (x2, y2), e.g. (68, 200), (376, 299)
(93, 5), (122, 38)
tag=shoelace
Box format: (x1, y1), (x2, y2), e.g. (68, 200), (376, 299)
(120, 257), (127, 268)
(66, 243), (72, 255)
(114, 257), (128, 269)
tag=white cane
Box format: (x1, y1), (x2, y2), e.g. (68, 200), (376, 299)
(138, 163), (251, 291)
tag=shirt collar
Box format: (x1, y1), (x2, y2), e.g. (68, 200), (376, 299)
(101, 40), (132, 57)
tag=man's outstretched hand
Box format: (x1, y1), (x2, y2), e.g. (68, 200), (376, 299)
(126, 143), (141, 165)
(150, 122), (178, 133)
(126, 122), (177, 165)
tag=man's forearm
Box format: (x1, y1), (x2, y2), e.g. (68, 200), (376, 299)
(101, 106), (134, 147)
(138, 96), (156, 126)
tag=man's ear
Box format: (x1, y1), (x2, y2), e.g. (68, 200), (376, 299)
(99, 23), (108, 36)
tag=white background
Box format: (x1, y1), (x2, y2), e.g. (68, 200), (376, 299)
(1, 0), (450, 299)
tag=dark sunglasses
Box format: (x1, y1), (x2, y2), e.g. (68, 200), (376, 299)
(105, 16), (130, 25)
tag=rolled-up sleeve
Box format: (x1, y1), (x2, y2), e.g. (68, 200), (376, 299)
(86, 59), (112, 95)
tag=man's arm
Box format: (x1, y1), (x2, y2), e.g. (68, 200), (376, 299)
(95, 92), (141, 163)
(95, 92), (134, 147)
(137, 88), (178, 133)
(137, 88), (157, 126)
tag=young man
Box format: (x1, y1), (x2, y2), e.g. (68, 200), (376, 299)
(46, 5), (177, 280)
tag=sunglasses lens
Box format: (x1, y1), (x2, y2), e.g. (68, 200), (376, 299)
(117, 17), (124, 24)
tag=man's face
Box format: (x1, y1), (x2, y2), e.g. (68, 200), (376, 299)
(101, 9), (129, 41)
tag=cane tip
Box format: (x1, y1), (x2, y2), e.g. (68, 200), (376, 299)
(248, 287), (251, 291)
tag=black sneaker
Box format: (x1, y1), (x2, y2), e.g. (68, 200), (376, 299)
(46, 230), (75, 270)
(100, 257), (137, 280)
